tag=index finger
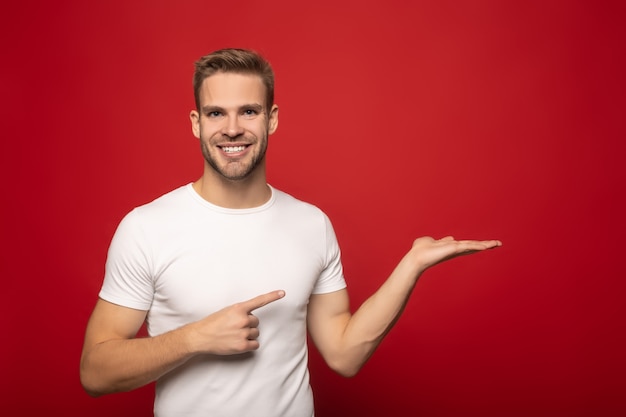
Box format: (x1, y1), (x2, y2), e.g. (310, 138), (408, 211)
(239, 290), (286, 313)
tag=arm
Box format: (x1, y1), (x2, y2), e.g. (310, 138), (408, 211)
(80, 299), (188, 396)
(307, 236), (501, 377)
(80, 291), (285, 396)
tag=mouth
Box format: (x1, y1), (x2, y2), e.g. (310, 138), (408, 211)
(216, 142), (252, 158)
(220, 145), (248, 154)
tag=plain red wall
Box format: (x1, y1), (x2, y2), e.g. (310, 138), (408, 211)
(2, 1), (625, 416)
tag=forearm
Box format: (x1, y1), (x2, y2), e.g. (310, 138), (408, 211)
(312, 236), (501, 377)
(80, 326), (194, 396)
(335, 253), (423, 376)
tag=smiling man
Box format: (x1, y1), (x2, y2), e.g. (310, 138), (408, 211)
(192, 71), (276, 184)
(80, 48), (501, 416)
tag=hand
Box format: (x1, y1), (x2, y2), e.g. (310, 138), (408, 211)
(409, 236), (502, 272)
(185, 290), (285, 355)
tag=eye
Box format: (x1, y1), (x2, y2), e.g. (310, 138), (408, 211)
(206, 111), (222, 118)
(243, 109), (258, 117)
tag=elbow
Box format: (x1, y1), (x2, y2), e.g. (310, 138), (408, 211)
(80, 359), (112, 398)
(326, 357), (364, 378)
(80, 359), (97, 397)
(80, 375), (104, 398)
(83, 386), (104, 398)
(335, 367), (360, 378)
(321, 344), (375, 378)
(80, 368), (107, 398)
(81, 374), (120, 398)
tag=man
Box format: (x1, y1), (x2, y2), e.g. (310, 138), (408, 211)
(80, 48), (501, 416)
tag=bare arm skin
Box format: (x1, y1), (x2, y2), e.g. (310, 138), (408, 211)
(80, 290), (285, 396)
(307, 236), (502, 377)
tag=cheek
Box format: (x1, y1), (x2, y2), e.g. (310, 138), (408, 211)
(249, 120), (270, 136)
(199, 125), (221, 142)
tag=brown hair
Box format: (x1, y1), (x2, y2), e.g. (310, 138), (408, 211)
(193, 48), (275, 110)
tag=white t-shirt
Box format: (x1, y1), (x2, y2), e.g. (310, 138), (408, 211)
(99, 184), (347, 416)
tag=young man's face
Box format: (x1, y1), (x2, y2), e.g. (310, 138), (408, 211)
(190, 72), (278, 181)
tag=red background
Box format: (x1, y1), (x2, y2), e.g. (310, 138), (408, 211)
(2, 1), (625, 416)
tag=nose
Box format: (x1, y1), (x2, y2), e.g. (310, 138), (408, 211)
(222, 115), (244, 138)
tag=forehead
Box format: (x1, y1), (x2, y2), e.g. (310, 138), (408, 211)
(198, 72), (266, 108)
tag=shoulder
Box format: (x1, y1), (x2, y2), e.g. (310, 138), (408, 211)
(271, 187), (330, 221)
(269, 187), (340, 246)
(116, 184), (194, 232)
(131, 184), (194, 216)
(136, 184), (192, 211)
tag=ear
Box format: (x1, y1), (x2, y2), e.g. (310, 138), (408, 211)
(190, 110), (200, 138)
(268, 104), (279, 135)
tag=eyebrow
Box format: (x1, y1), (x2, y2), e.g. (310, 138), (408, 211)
(201, 103), (265, 113)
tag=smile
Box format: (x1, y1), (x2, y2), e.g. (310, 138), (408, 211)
(221, 145), (247, 153)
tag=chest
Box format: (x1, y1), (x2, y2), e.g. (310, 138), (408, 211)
(146, 215), (326, 329)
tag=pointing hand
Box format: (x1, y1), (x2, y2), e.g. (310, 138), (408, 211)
(185, 290), (285, 355)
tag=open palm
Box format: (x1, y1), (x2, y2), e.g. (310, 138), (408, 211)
(410, 236), (502, 271)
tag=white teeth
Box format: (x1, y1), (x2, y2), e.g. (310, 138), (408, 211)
(222, 146), (245, 153)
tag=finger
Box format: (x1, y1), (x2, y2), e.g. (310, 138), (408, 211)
(240, 290), (286, 313)
(457, 239), (501, 251)
(247, 327), (260, 340)
(246, 340), (261, 351)
(247, 314), (260, 328)
(468, 239), (502, 248)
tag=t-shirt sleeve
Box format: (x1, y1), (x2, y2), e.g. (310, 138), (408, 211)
(99, 209), (155, 310)
(311, 214), (347, 294)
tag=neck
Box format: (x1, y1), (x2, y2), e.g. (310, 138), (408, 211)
(193, 166), (271, 209)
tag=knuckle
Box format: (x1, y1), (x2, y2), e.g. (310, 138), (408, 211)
(236, 316), (249, 327)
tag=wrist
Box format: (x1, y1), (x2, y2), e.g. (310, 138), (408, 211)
(175, 322), (201, 356)
(398, 249), (427, 282)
